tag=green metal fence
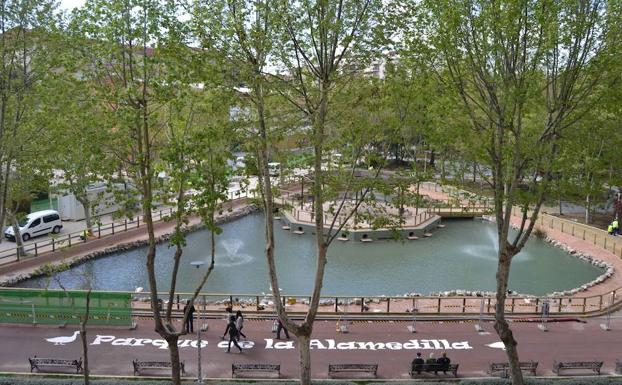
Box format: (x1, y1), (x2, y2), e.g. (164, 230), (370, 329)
(0, 288), (132, 327)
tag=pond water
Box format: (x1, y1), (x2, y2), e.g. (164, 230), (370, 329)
(16, 213), (603, 296)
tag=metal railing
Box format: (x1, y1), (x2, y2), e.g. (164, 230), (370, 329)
(0, 207), (177, 265)
(518, 208), (622, 259)
(0, 191), (253, 266)
(132, 287), (622, 317)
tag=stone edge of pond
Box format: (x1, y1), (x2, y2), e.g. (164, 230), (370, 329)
(0, 205), (259, 287)
(1, 206), (614, 303)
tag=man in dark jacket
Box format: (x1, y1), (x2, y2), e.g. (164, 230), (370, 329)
(411, 352), (425, 374)
(436, 352), (451, 374)
(223, 316), (243, 353)
(276, 318), (290, 339)
(183, 301), (195, 333)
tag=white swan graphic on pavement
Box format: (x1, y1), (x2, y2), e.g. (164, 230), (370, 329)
(45, 331), (80, 346)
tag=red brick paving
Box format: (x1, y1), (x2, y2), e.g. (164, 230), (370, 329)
(1, 317), (621, 379)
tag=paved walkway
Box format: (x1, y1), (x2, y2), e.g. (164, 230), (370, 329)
(0, 199), (251, 283)
(2, 316), (621, 378)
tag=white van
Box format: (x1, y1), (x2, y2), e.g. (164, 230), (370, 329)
(4, 210), (63, 242)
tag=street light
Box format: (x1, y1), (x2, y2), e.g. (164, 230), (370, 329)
(190, 260), (205, 383)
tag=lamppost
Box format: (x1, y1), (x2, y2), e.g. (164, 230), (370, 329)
(190, 261), (205, 383)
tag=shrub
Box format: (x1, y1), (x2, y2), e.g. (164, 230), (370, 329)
(533, 227), (547, 239)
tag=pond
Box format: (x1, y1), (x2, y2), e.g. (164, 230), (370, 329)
(16, 213), (604, 296)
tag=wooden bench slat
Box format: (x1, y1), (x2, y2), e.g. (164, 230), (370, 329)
(328, 363), (378, 377)
(232, 363), (280, 378)
(410, 363), (459, 377)
(132, 360), (185, 376)
(487, 361), (538, 377)
(29, 356), (83, 374)
(553, 361), (603, 375)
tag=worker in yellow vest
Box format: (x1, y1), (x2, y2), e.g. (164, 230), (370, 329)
(608, 223), (614, 235)
(613, 218), (619, 236)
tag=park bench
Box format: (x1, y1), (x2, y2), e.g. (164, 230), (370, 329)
(28, 356), (83, 373)
(409, 362), (459, 377)
(552, 360), (603, 375)
(487, 361), (538, 377)
(232, 363), (280, 377)
(328, 363), (378, 377)
(132, 359), (185, 376)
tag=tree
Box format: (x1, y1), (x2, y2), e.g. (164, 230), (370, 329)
(268, 1), (383, 384)
(39, 262), (93, 385)
(41, 52), (114, 233)
(68, 2), (218, 383)
(0, 0), (58, 244)
(413, 1), (617, 383)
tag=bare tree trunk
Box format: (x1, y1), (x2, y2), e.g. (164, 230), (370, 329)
(472, 162), (477, 183)
(80, 289), (91, 385)
(585, 194), (591, 224)
(493, 247), (524, 385)
(7, 210), (25, 257)
(167, 335), (182, 384)
(297, 334), (311, 385)
(0, 162), (11, 245)
(76, 195), (93, 232)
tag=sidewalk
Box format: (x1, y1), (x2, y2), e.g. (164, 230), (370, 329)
(1, 315), (621, 378)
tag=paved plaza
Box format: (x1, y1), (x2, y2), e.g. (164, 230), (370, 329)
(1, 316), (621, 379)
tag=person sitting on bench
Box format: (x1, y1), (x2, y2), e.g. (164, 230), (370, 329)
(412, 352), (425, 374)
(436, 352), (451, 374)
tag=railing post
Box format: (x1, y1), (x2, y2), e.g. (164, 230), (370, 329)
(462, 298), (466, 313)
(68, 234), (72, 247)
(558, 298), (562, 312)
(386, 298), (390, 313)
(52, 238), (55, 252)
(334, 297), (338, 313)
(361, 297), (365, 313)
(582, 298), (586, 313)
(98, 224), (101, 238)
(437, 297), (441, 313)
(124, 219), (128, 231)
(256, 296), (260, 311)
(599, 294), (603, 311)
(34, 243), (38, 257)
(511, 298), (515, 313)
(137, 216), (140, 227)
(112, 222), (115, 235)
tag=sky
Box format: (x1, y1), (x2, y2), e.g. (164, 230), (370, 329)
(60, 0), (85, 11)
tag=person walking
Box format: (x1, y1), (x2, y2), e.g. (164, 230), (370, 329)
(223, 316), (243, 353)
(276, 317), (290, 340)
(235, 310), (247, 340)
(183, 301), (195, 333)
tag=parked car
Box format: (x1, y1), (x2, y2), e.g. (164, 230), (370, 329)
(4, 210), (63, 242)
